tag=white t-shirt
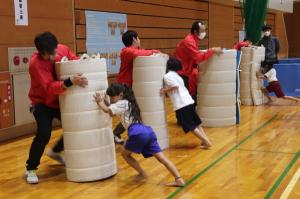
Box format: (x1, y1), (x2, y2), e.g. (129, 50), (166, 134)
(264, 68), (278, 82)
(163, 71), (194, 111)
(109, 100), (133, 129)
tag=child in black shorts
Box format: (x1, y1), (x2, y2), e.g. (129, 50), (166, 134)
(160, 57), (212, 149)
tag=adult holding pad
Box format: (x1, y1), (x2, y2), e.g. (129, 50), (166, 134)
(25, 32), (88, 184)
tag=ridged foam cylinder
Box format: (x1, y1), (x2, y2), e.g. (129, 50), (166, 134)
(55, 58), (117, 182)
(132, 55), (169, 150)
(197, 50), (237, 127)
(240, 47), (253, 105)
(240, 46), (266, 105)
(250, 46), (266, 105)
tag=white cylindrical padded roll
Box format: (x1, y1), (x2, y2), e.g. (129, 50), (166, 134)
(55, 58), (117, 182)
(250, 47), (266, 105)
(239, 46), (266, 106)
(197, 50), (237, 127)
(132, 55), (169, 149)
(240, 47), (253, 105)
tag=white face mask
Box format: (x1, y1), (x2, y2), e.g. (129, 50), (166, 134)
(264, 31), (271, 37)
(199, 32), (206, 40)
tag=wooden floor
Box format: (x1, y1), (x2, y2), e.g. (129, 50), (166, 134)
(0, 98), (299, 199)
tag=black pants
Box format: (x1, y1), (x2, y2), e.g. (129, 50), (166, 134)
(113, 122), (125, 137)
(26, 104), (64, 170)
(179, 74), (189, 89)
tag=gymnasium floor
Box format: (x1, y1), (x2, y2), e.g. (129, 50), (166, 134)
(0, 98), (299, 199)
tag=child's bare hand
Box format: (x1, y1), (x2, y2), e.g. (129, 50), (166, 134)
(93, 92), (105, 104)
(160, 88), (165, 96)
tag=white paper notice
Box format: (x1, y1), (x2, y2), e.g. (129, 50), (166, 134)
(14, 0), (28, 26)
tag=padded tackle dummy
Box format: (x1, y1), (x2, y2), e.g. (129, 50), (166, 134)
(55, 55), (117, 182)
(197, 50), (238, 127)
(132, 54), (169, 149)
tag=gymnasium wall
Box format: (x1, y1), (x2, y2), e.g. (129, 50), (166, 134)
(285, 2), (300, 57)
(74, 0), (209, 55)
(0, 0), (75, 72)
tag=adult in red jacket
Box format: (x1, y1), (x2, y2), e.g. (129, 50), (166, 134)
(114, 30), (160, 144)
(174, 21), (223, 89)
(25, 32), (88, 184)
(116, 30), (160, 87)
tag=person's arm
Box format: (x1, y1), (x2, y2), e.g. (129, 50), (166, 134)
(132, 48), (160, 58)
(65, 45), (80, 60)
(160, 76), (179, 95)
(256, 70), (267, 79)
(30, 62), (65, 95)
(160, 86), (179, 96)
(94, 93), (114, 117)
(184, 40), (214, 64)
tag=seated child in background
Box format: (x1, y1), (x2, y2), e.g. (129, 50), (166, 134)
(160, 57), (212, 149)
(94, 83), (185, 187)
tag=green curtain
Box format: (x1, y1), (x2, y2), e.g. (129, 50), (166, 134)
(240, 0), (269, 44)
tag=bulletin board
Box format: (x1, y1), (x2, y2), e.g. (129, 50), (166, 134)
(85, 11), (127, 74)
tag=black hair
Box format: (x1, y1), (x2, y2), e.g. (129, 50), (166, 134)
(122, 30), (138, 47)
(166, 57), (183, 72)
(34, 32), (58, 55)
(106, 83), (142, 123)
(262, 25), (272, 32)
(190, 21), (205, 34)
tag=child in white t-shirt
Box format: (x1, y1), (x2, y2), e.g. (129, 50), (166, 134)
(256, 68), (300, 103)
(160, 57), (212, 149)
(94, 83), (185, 187)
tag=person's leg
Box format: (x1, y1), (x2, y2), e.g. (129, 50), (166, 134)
(113, 122), (125, 144)
(261, 87), (273, 103)
(153, 152), (185, 187)
(282, 96), (300, 102)
(51, 109), (64, 153)
(45, 109), (65, 164)
(121, 147), (147, 180)
(192, 126), (212, 149)
(26, 105), (53, 171)
(25, 105), (53, 184)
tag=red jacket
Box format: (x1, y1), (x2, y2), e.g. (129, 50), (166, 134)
(189, 67), (199, 96)
(116, 46), (160, 87)
(174, 34), (213, 77)
(28, 44), (79, 109)
(234, 41), (250, 51)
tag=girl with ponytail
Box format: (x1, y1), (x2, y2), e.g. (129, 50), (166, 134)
(94, 83), (185, 187)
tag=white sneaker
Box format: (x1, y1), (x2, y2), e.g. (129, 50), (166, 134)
(46, 149), (65, 165)
(25, 170), (39, 184)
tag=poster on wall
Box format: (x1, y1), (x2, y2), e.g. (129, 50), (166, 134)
(12, 72), (34, 125)
(8, 47), (36, 73)
(0, 72), (14, 129)
(14, 0), (28, 26)
(85, 11), (127, 74)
